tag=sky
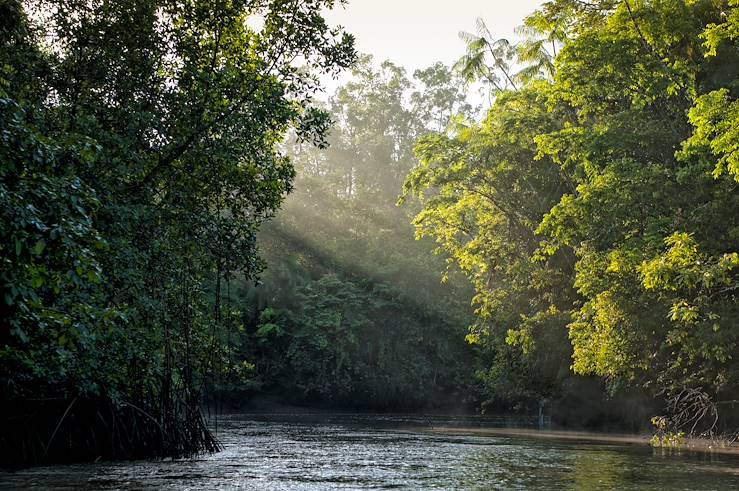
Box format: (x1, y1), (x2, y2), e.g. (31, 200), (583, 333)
(319, 0), (544, 96)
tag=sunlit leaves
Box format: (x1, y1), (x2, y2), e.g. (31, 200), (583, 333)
(415, 0), (739, 422)
(700, 0), (739, 57)
(533, 0), (739, 421)
(680, 89), (739, 181)
(569, 292), (632, 378)
(641, 232), (739, 325)
(402, 83), (575, 406)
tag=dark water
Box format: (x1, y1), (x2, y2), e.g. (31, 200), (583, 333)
(2, 413), (738, 490)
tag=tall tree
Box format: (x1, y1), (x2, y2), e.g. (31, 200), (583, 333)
(402, 83), (576, 411)
(537, 0), (739, 434)
(0, 0), (354, 465)
(408, 0), (739, 431)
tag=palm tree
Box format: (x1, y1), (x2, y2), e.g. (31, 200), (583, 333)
(513, 9), (568, 84)
(454, 18), (518, 98)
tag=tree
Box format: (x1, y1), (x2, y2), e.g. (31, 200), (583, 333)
(407, 0), (739, 432)
(402, 83), (577, 411)
(455, 18), (519, 98)
(535, 0), (739, 435)
(0, 0), (355, 465)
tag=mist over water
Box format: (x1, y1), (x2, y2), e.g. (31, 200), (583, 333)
(4, 0), (739, 475)
(3, 414), (738, 490)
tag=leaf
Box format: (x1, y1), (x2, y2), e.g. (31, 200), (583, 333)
(32, 239), (45, 256)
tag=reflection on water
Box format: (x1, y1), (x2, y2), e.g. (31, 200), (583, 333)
(1, 413), (738, 490)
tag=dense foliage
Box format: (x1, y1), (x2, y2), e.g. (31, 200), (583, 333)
(404, 0), (739, 436)
(0, 0), (354, 464)
(229, 57), (480, 410)
(3, 0), (739, 466)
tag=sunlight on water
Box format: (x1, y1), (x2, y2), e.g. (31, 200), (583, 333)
(2, 414), (738, 490)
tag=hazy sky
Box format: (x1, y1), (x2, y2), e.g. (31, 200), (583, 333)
(322, 0), (544, 78)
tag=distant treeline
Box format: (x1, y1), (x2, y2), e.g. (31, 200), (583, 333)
(225, 57), (482, 411)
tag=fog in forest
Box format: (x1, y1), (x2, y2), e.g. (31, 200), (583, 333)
(2, 0), (738, 477)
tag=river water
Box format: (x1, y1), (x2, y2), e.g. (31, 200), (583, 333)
(2, 413), (738, 490)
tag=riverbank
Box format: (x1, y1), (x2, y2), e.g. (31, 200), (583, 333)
(208, 393), (480, 416)
(208, 396), (739, 458)
(4, 414), (739, 489)
(216, 396), (739, 457)
(423, 426), (739, 457)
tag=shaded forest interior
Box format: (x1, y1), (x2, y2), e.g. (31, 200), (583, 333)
(1, 0), (739, 467)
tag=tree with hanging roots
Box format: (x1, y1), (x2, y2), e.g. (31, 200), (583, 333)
(0, 0), (355, 466)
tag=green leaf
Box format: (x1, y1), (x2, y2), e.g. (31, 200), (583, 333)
(32, 239), (46, 256)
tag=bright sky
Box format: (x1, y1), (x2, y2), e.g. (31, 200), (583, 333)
(319, 0), (544, 96)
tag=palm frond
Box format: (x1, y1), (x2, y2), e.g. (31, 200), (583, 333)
(475, 17), (493, 40)
(514, 24), (541, 39)
(516, 39), (546, 62)
(458, 30), (480, 44)
(513, 64), (545, 85)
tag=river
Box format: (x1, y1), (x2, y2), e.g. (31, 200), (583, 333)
(1, 413), (738, 490)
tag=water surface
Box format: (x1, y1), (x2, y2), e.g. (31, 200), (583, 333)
(2, 413), (738, 490)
